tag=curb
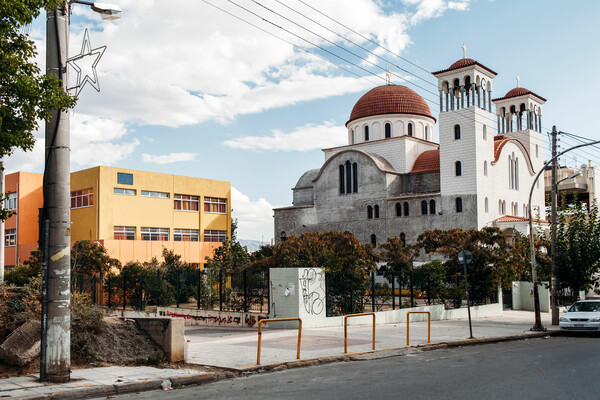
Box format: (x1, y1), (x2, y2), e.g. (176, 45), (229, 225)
(2, 331), (561, 399)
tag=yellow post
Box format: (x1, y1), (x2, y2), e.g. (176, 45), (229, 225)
(406, 311), (431, 346)
(343, 312), (376, 353)
(256, 318), (302, 365)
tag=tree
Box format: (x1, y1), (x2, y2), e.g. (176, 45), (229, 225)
(555, 200), (600, 300)
(415, 227), (511, 305)
(71, 240), (120, 278)
(0, 0), (77, 220)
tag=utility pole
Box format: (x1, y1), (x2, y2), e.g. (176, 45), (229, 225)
(42, 3), (71, 383)
(550, 126), (559, 325)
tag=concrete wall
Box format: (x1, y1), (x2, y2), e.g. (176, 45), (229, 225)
(156, 307), (269, 328)
(511, 281), (550, 312)
(269, 268), (503, 328)
(133, 318), (185, 362)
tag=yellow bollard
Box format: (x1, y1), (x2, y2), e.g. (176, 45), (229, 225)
(406, 311), (431, 346)
(343, 312), (376, 353)
(256, 317), (302, 365)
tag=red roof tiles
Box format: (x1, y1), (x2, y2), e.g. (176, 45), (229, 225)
(493, 135), (516, 163)
(496, 215), (547, 223)
(411, 149), (440, 173)
(492, 87), (547, 102)
(346, 85), (435, 126)
(432, 58), (497, 77)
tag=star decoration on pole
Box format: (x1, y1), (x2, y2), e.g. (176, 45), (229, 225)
(67, 28), (106, 96)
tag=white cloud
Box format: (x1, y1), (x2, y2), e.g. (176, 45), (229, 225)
(231, 187), (277, 241)
(58, 0), (467, 128)
(223, 120), (346, 152)
(405, 0), (471, 24)
(141, 152), (198, 164)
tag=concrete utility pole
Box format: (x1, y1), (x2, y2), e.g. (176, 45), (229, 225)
(42, 3), (71, 383)
(550, 126), (559, 325)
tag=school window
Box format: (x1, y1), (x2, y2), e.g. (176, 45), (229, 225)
(174, 194), (199, 211)
(204, 197), (227, 214)
(114, 226), (135, 240)
(71, 188), (94, 208)
(174, 229), (199, 242)
(141, 190), (169, 199)
(4, 192), (17, 210)
(117, 172), (133, 185)
(204, 230), (227, 242)
(114, 188), (136, 196)
(5, 229), (16, 247)
(141, 227), (169, 241)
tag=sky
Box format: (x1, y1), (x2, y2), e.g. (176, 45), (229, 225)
(4, 0), (600, 242)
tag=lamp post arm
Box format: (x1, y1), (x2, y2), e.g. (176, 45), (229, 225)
(528, 138), (600, 331)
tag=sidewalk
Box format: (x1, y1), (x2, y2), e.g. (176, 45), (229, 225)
(0, 311), (559, 399)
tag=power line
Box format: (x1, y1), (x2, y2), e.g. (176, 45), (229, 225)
(199, 0), (380, 86)
(272, 0), (437, 89)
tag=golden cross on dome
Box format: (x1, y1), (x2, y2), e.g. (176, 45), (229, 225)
(462, 44), (466, 59)
(516, 74), (520, 88)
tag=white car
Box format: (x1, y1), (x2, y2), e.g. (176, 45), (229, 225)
(559, 300), (600, 332)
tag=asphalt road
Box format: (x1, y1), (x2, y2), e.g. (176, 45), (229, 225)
(107, 336), (600, 400)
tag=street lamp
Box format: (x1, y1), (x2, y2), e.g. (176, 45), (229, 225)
(41, 0), (120, 383)
(528, 136), (600, 332)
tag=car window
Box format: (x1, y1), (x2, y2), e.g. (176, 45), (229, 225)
(569, 302), (600, 312)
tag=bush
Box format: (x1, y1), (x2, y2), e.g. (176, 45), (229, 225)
(71, 293), (105, 360)
(4, 262), (40, 286)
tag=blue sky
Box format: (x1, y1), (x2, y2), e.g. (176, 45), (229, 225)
(5, 0), (600, 242)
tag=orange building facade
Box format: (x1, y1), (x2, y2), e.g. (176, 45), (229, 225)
(3, 167), (230, 268)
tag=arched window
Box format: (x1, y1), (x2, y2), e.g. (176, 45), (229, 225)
(514, 157), (519, 190)
(367, 205), (373, 219)
(429, 200), (436, 215)
(352, 163), (358, 193)
(454, 124), (461, 140)
(345, 161), (352, 193)
(499, 200), (502, 214)
(455, 161), (462, 177)
(280, 231), (287, 242)
(395, 202), (402, 217)
(370, 234), (377, 247)
(502, 200), (506, 214)
(421, 200), (428, 215)
(524, 204), (528, 217)
(485, 197), (489, 213)
(385, 123), (391, 138)
(374, 205), (380, 219)
(400, 233), (406, 247)
(403, 202), (409, 216)
(364, 125), (369, 141)
(484, 161), (488, 176)
(350, 129), (354, 144)
(339, 165), (345, 194)
(425, 125), (429, 141)
(455, 197), (463, 213)
(483, 125), (487, 140)
(408, 123), (413, 137)
(508, 154), (513, 189)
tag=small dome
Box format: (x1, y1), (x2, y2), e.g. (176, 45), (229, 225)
(346, 85), (434, 126)
(293, 169), (319, 189)
(492, 87), (547, 103)
(449, 58), (477, 70)
(411, 149), (440, 173)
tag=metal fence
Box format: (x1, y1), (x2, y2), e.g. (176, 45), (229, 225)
(72, 267), (270, 314)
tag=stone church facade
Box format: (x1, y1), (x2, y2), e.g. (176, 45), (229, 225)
(274, 54), (547, 247)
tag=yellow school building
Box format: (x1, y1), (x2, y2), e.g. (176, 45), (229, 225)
(4, 166), (230, 268)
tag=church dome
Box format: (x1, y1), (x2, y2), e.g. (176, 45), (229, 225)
(493, 86), (547, 102)
(448, 58), (477, 70)
(346, 85), (434, 126)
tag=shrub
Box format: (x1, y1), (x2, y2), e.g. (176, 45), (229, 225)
(71, 293), (105, 360)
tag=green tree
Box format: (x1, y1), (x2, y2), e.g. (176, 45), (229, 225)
(1, 0), (76, 220)
(555, 200), (600, 300)
(416, 227), (511, 306)
(71, 240), (121, 278)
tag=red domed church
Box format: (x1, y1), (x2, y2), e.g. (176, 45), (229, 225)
(274, 52), (547, 248)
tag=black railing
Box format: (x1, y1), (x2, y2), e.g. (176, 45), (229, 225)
(71, 267), (270, 314)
